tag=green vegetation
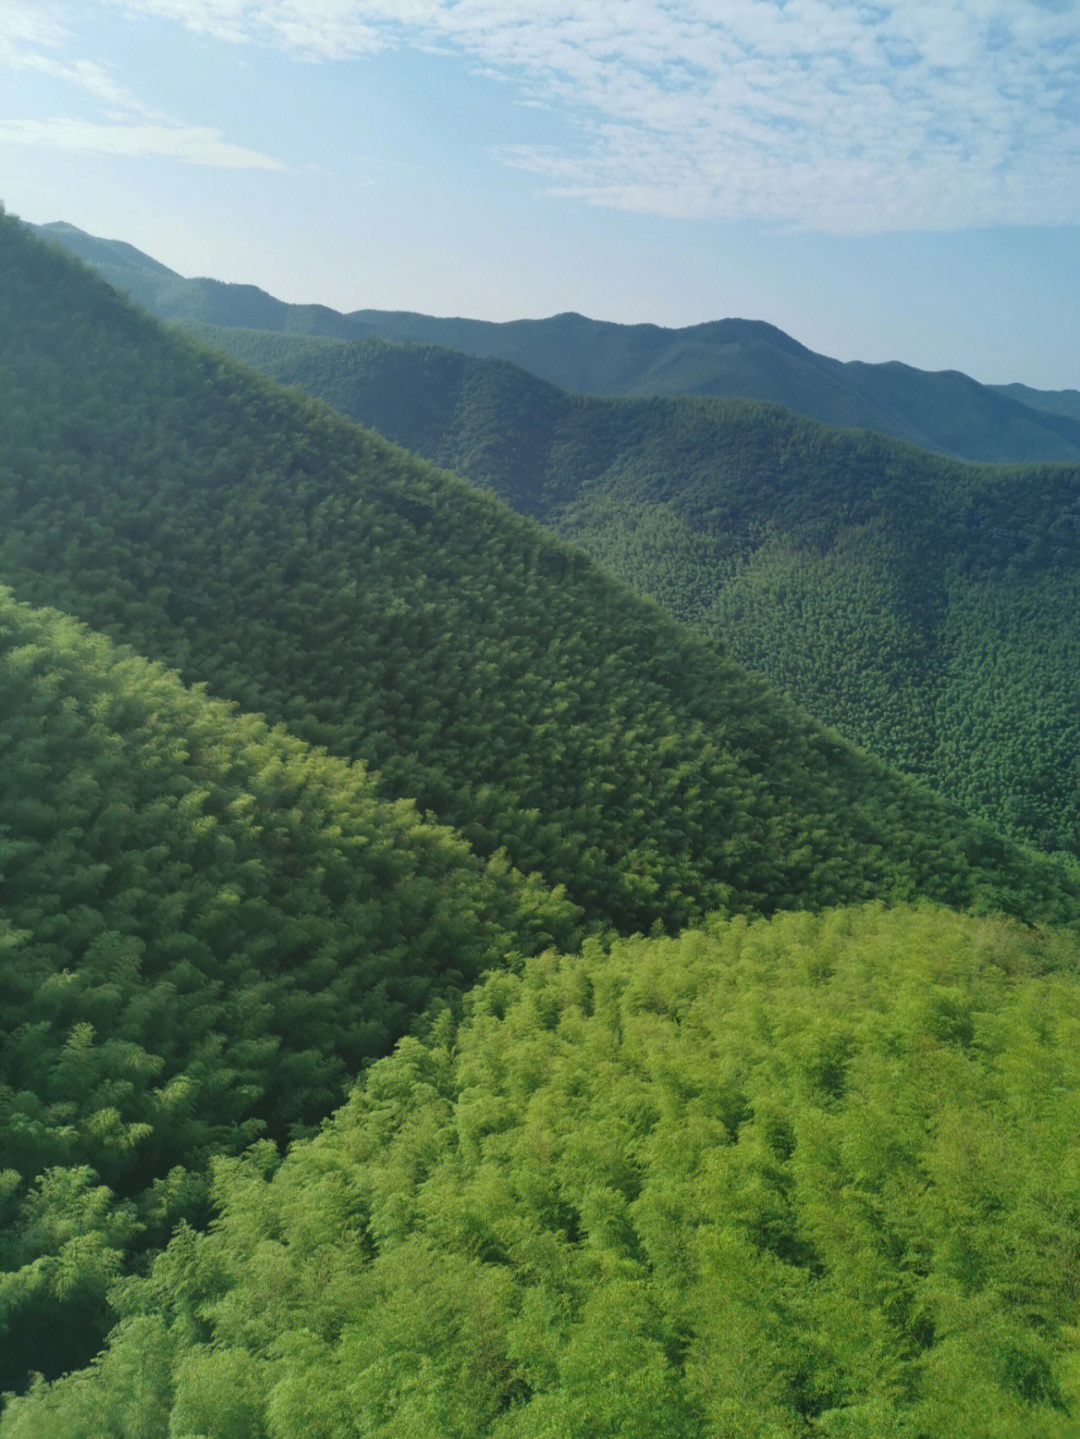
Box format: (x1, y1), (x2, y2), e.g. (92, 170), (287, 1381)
(994, 382), (1080, 426)
(177, 323), (1080, 864)
(0, 588), (575, 1386)
(34, 228), (1080, 866)
(6, 213), (1076, 936)
(29, 224), (370, 344)
(33, 221), (1080, 464)
(6, 904), (1080, 1437)
(5, 215), (1080, 1433)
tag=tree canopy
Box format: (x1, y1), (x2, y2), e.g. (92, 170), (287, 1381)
(0, 588), (574, 1386)
(182, 322), (1080, 865)
(3, 211), (1080, 1434)
(3, 212), (1078, 939)
(6, 905), (1079, 1438)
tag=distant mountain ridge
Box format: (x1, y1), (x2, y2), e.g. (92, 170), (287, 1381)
(26, 221), (1080, 861)
(16, 210), (1076, 937)
(174, 321), (1080, 863)
(33, 221), (1080, 465)
(995, 381), (1080, 425)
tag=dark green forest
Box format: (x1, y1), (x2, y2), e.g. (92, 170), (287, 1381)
(174, 322), (1080, 864)
(335, 312), (1080, 464)
(3, 213), (1080, 1434)
(0, 589), (576, 1386)
(5, 214), (1074, 935)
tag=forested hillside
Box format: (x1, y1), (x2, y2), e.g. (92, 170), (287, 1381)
(178, 323), (1080, 865)
(994, 382), (1080, 425)
(0, 589), (578, 1387)
(6, 213), (1077, 937)
(6, 211), (1080, 1436)
(33, 222), (1080, 466)
(7, 904), (1080, 1438)
(341, 310), (1080, 464)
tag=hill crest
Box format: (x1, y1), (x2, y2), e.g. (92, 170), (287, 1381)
(32, 220), (1080, 465)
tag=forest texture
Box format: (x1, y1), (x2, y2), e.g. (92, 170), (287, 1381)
(2, 212), (1080, 1435)
(181, 324), (1080, 867)
(6, 906), (1080, 1437)
(5, 216), (1075, 937)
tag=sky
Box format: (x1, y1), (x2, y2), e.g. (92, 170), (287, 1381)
(2, 0), (1079, 388)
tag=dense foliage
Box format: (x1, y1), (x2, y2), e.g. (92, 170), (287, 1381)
(188, 323), (1080, 864)
(5, 213), (1077, 936)
(6, 904), (1079, 1437)
(0, 589), (576, 1385)
(6, 214), (1080, 1434)
(33, 221), (1080, 464)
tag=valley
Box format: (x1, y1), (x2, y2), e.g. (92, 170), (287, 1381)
(2, 211), (1079, 1436)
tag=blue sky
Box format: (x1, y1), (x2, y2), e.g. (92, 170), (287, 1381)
(2, 0), (1079, 388)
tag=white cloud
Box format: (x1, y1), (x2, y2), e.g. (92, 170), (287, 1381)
(9, 50), (147, 110)
(0, 0), (286, 170)
(31, 1), (1080, 227)
(109, 0), (389, 54)
(0, 116), (285, 169)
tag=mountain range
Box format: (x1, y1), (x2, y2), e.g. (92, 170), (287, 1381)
(3, 210), (1080, 1435)
(29, 223), (1080, 867)
(33, 221), (1080, 466)
(96, 318), (1080, 868)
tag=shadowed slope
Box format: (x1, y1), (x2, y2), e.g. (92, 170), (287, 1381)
(183, 323), (1080, 863)
(5, 212), (1079, 937)
(0, 588), (575, 1387)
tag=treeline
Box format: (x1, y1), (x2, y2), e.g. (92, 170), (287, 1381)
(6, 904), (1079, 1437)
(4, 213), (1079, 939)
(0, 589), (577, 1386)
(185, 322), (1080, 863)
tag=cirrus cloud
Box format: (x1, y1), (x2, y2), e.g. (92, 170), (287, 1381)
(0, 0), (285, 172)
(102, 0), (1080, 230)
(0, 116), (285, 168)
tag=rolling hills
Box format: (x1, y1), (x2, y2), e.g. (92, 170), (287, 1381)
(995, 382), (1080, 425)
(31, 228), (1080, 865)
(6, 210), (1076, 935)
(165, 322), (1080, 866)
(4, 211), (1080, 1434)
(32, 221), (1080, 466)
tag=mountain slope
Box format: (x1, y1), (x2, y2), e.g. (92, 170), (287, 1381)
(32, 221), (1080, 465)
(5, 211), (1079, 934)
(346, 309), (1080, 464)
(993, 381), (1080, 425)
(0, 587), (576, 1387)
(7, 215), (1080, 1434)
(179, 323), (1080, 864)
(8, 903), (1080, 1437)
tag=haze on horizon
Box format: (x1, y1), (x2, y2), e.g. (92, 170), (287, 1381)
(2, 0), (1079, 390)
